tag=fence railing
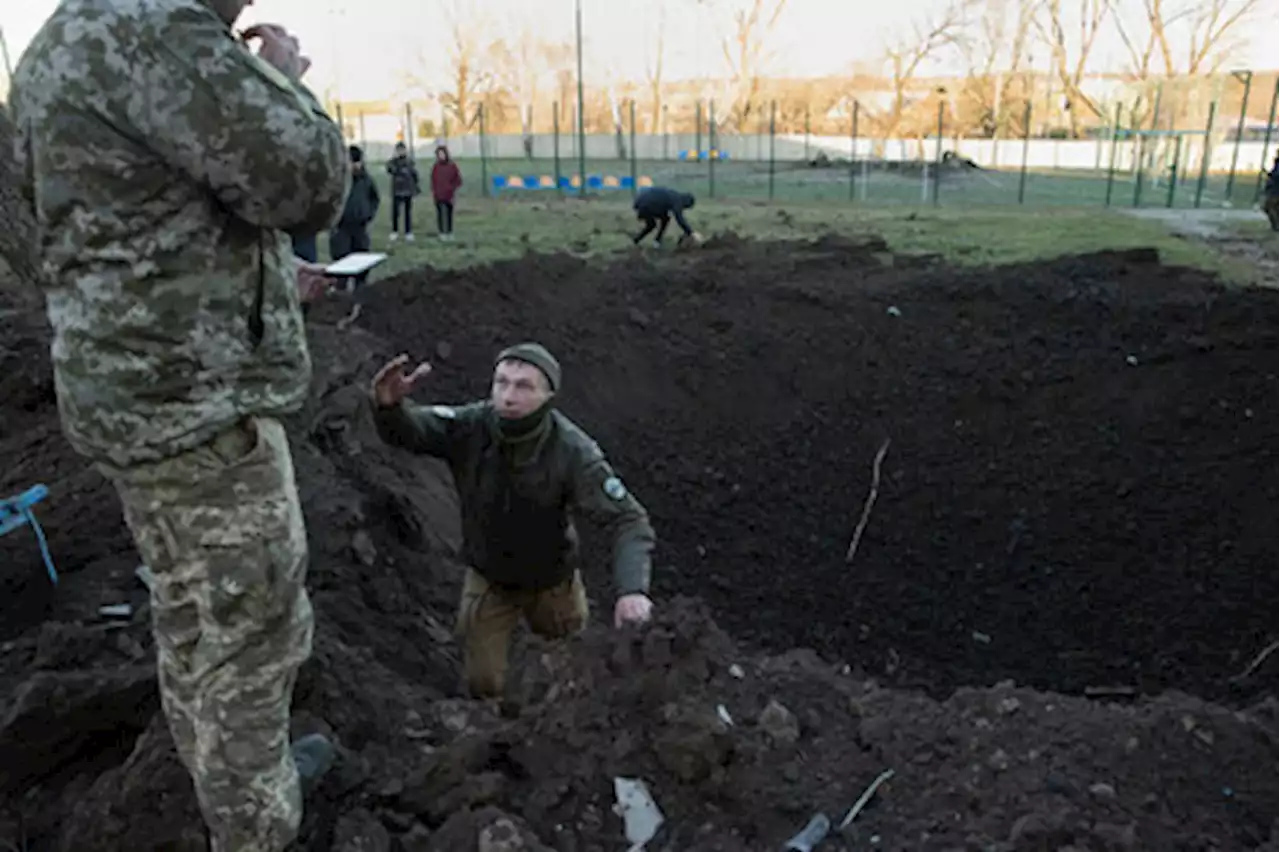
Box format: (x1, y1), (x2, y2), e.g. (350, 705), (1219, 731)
(339, 96), (1278, 210)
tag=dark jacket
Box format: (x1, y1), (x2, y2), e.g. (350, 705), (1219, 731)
(386, 154), (421, 198)
(431, 146), (463, 203)
(633, 186), (695, 235)
(373, 399), (655, 595)
(1266, 159), (1278, 197)
(337, 167), (380, 231)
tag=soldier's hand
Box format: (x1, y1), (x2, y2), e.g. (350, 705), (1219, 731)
(241, 24), (310, 79)
(371, 354), (432, 408)
(295, 261), (331, 304)
(614, 593), (653, 628)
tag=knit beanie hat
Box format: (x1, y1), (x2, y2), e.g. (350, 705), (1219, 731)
(495, 342), (561, 392)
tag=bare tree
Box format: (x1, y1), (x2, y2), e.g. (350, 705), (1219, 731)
(491, 23), (561, 156)
(960, 0), (1036, 136)
(643, 1), (668, 133)
(719, 0), (789, 131)
(1033, 0), (1111, 137)
(1113, 0), (1262, 78)
(881, 1), (973, 139)
(438, 0), (494, 130)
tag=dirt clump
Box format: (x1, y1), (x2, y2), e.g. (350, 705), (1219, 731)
(0, 233), (1276, 849)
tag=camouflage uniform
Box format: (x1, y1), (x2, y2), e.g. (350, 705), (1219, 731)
(9, 1), (349, 849)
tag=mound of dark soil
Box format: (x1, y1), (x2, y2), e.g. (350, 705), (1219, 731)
(0, 234), (1276, 850)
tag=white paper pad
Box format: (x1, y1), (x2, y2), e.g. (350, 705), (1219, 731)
(325, 252), (387, 277)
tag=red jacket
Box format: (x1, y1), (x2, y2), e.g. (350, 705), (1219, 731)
(431, 147), (463, 203)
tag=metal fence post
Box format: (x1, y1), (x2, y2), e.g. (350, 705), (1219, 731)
(932, 101), (944, 205)
(335, 102), (345, 140)
(709, 99), (717, 199)
(849, 100), (859, 201)
(768, 100), (776, 201)
(358, 111), (366, 148)
(1104, 103), (1122, 206)
(695, 101), (703, 162)
(553, 101), (563, 195)
(804, 105), (811, 161)
(1194, 98), (1218, 208)
(1253, 83), (1278, 203)
(478, 104), (489, 198)
(662, 105), (670, 160)
(1225, 70), (1253, 201)
(1165, 135), (1182, 208)
(575, 0), (586, 198)
(629, 99), (638, 200)
(1017, 102), (1032, 204)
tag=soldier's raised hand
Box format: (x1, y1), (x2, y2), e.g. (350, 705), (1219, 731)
(371, 354), (432, 408)
(241, 24), (310, 79)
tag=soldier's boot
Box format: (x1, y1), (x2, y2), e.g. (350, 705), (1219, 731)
(291, 733), (336, 795)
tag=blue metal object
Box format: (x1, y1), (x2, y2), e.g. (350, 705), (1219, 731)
(0, 484), (58, 584)
(491, 174), (654, 192)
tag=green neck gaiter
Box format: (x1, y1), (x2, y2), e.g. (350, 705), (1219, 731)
(491, 402), (554, 465)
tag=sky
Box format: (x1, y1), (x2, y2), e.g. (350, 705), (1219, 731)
(3, 0), (1278, 102)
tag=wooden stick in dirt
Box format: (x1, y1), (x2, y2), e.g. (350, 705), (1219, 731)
(845, 439), (891, 563)
(1230, 638), (1279, 682)
(838, 768), (896, 830)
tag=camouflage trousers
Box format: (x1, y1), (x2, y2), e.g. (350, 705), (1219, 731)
(455, 568), (589, 698)
(104, 416), (313, 852)
(1264, 193), (1278, 231)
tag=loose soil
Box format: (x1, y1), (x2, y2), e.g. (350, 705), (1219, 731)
(0, 233), (1275, 850)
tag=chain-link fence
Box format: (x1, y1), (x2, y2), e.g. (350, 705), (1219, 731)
(337, 82), (1278, 212)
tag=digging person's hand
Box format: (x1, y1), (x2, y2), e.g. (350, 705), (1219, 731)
(371, 354), (432, 408)
(614, 593), (653, 628)
(241, 24), (311, 79)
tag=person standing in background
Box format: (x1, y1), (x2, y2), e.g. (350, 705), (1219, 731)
(431, 144), (463, 241)
(330, 145), (380, 289)
(386, 140), (420, 242)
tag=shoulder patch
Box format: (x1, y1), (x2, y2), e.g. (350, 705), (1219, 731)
(430, 405), (457, 419)
(603, 476), (628, 500)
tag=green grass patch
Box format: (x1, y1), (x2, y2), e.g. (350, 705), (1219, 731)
(325, 164), (1251, 283)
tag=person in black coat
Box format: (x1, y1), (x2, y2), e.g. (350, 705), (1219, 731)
(632, 186), (702, 247)
(330, 145), (380, 289)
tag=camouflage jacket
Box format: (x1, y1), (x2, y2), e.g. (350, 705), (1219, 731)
(373, 400), (656, 597)
(9, 0), (350, 469)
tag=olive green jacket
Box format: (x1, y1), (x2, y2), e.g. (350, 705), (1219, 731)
(373, 399), (655, 596)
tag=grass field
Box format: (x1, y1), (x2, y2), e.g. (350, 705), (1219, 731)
(328, 158), (1272, 286)
(374, 153), (1270, 210)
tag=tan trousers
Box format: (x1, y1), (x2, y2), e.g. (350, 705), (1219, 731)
(455, 568), (589, 698)
(105, 417), (312, 852)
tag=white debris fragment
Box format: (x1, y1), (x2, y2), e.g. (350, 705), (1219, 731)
(612, 777), (665, 851)
(134, 564), (155, 590)
(99, 604), (132, 619)
(728, 663), (745, 679)
(1125, 355), (1139, 366)
(886, 306), (902, 317)
(716, 704), (735, 727)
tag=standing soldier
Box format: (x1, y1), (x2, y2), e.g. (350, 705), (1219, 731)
(9, 1), (349, 850)
(369, 344), (656, 699)
(1263, 154), (1278, 233)
(386, 140), (421, 242)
